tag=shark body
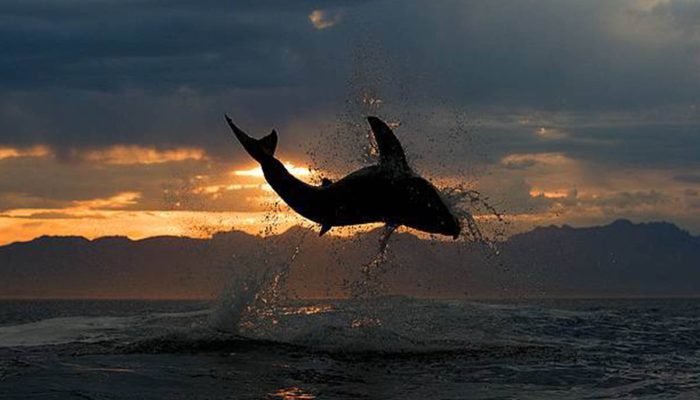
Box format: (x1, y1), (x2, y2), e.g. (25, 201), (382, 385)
(225, 115), (461, 239)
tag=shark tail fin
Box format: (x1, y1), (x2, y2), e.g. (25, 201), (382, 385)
(259, 130), (278, 157)
(225, 114), (278, 162)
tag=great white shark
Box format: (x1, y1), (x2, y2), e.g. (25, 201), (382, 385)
(225, 115), (461, 239)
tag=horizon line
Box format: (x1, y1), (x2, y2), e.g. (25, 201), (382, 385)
(1, 217), (695, 248)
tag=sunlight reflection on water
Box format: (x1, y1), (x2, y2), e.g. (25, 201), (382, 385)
(267, 387), (316, 400)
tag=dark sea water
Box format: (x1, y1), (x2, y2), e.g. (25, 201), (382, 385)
(0, 298), (699, 399)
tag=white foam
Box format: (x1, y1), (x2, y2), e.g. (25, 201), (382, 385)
(0, 315), (137, 347)
(0, 308), (212, 347)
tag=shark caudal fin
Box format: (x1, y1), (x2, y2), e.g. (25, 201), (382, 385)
(225, 115), (278, 163)
(367, 116), (410, 171)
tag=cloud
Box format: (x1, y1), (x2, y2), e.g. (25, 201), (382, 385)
(534, 127), (569, 141)
(73, 192), (141, 210)
(612, 0), (700, 44)
(0, 1), (308, 92)
(588, 190), (668, 210)
(309, 9), (344, 29)
(82, 146), (206, 165)
(2, 0), (700, 168)
(2, 0), (699, 110)
(0, 146), (51, 160)
(501, 152), (573, 170)
(472, 148), (700, 234)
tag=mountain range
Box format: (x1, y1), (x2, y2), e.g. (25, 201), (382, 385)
(1, 219), (698, 299)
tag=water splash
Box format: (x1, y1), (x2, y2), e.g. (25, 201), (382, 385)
(208, 273), (262, 334)
(343, 227), (395, 300)
(208, 215), (310, 337)
(441, 184), (508, 253)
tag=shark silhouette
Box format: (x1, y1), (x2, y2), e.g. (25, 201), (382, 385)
(225, 115), (461, 239)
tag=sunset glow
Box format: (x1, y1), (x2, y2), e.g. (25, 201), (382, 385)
(232, 162), (312, 178)
(0, 146), (51, 160)
(0, 208), (308, 245)
(83, 146), (206, 165)
(0, 0), (698, 248)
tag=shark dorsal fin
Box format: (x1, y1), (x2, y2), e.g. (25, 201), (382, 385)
(367, 116), (409, 171)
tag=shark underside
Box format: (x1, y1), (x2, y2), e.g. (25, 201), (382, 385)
(225, 115), (461, 239)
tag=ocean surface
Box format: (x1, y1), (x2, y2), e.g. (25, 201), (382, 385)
(0, 298), (698, 399)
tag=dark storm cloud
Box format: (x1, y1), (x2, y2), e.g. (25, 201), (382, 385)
(373, 0), (700, 110)
(3, 1), (699, 100)
(478, 121), (700, 169)
(0, 0), (699, 168)
(0, 1), (311, 91)
(0, 0), (369, 154)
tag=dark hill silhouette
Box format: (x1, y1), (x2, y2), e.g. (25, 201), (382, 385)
(1, 220), (698, 299)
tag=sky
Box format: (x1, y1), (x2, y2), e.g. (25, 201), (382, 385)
(1, 0), (699, 245)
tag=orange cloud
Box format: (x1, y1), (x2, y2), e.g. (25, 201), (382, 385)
(308, 9), (343, 30)
(83, 146), (206, 165)
(73, 192), (141, 210)
(0, 146), (51, 160)
(529, 189), (571, 199)
(501, 152), (573, 168)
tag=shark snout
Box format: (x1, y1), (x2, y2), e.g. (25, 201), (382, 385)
(446, 215), (461, 240)
(436, 212), (461, 239)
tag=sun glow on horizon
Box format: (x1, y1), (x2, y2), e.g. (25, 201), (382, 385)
(231, 162), (312, 179)
(0, 208), (309, 245)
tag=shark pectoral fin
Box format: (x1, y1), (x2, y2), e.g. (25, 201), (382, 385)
(259, 129), (278, 157)
(321, 178), (332, 186)
(367, 116), (410, 171)
(319, 223), (332, 236)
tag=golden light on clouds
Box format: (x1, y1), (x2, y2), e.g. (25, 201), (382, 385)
(2, 139), (699, 247)
(308, 9), (343, 30)
(0, 146), (51, 160)
(194, 184), (262, 195)
(186, 160), (311, 203)
(1, 192), (142, 220)
(191, 183), (273, 201)
(0, 184), (309, 245)
(231, 162), (312, 178)
(0, 144), (207, 165)
(501, 152), (573, 167)
(73, 192), (141, 210)
(529, 189), (571, 199)
(83, 146), (206, 165)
